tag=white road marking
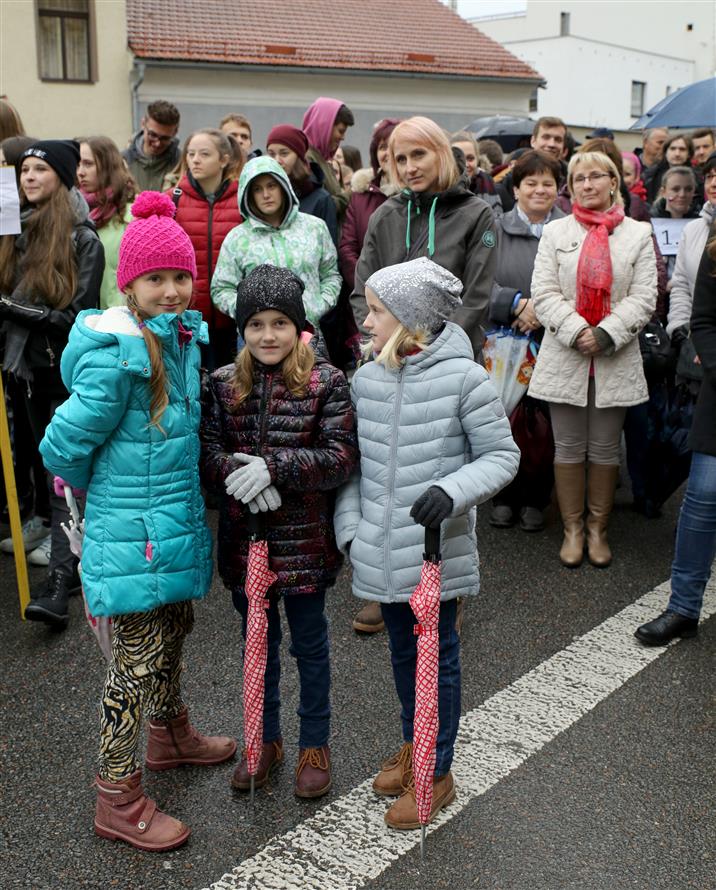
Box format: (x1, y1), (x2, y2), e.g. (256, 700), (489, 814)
(201, 576), (716, 890)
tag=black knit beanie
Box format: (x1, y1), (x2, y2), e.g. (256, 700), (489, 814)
(18, 139), (80, 191)
(236, 264), (307, 336)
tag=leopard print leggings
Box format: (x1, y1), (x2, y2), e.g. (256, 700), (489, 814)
(98, 601), (194, 782)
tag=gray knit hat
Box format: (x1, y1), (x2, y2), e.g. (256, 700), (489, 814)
(365, 257), (463, 333)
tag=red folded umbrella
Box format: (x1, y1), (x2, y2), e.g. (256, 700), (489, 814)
(242, 513), (278, 798)
(409, 526), (442, 855)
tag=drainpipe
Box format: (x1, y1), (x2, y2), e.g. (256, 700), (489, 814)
(130, 58), (146, 132)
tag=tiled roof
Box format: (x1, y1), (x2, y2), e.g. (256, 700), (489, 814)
(127, 0), (542, 82)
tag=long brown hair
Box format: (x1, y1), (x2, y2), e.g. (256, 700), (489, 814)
(77, 135), (136, 227)
(231, 337), (315, 408)
(125, 293), (169, 432)
(0, 185), (77, 306)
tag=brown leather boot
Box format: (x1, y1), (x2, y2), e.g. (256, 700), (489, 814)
(352, 601), (384, 633)
(384, 772), (456, 830)
(295, 745), (332, 798)
(372, 742), (413, 797)
(586, 463), (619, 568)
(554, 463), (586, 568)
(145, 707), (237, 770)
(94, 770), (190, 852)
(230, 740), (284, 790)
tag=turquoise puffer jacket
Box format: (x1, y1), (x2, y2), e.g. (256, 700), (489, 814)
(40, 306), (213, 617)
(334, 322), (520, 602)
(210, 155), (341, 325)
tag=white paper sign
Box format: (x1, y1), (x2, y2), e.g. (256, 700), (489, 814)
(651, 217), (689, 257)
(0, 166), (21, 236)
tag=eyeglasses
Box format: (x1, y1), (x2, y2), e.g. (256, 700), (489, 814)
(573, 173), (612, 185)
(145, 128), (174, 144)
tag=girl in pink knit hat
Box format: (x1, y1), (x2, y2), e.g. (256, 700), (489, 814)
(40, 191), (236, 853)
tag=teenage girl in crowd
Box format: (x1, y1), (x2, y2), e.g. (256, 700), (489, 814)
(170, 127), (243, 368)
(266, 124), (338, 246)
(40, 192), (235, 852)
(334, 257), (519, 829)
(302, 97), (355, 219)
(211, 156), (341, 331)
(77, 136), (136, 309)
(200, 264), (357, 798)
(0, 140), (104, 624)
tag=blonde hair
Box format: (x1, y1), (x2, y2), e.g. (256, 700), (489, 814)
(362, 324), (429, 370)
(125, 294), (169, 432)
(388, 117), (459, 192)
(568, 151), (623, 205)
(231, 337), (315, 407)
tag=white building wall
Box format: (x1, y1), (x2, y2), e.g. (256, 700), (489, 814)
(139, 65), (536, 156)
(500, 36), (693, 129)
(472, 1), (716, 80)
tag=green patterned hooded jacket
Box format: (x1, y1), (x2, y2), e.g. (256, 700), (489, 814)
(210, 156), (341, 326)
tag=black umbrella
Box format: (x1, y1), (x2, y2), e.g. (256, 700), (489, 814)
(463, 115), (535, 152)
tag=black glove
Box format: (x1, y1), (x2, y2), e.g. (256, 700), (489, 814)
(671, 324), (690, 348)
(410, 486), (453, 528)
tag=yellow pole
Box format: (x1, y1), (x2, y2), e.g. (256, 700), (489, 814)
(0, 375), (30, 618)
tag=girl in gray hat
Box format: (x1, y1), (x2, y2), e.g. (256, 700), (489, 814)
(334, 256), (520, 830)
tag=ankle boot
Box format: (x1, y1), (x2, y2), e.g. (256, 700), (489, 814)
(586, 463), (619, 567)
(94, 770), (190, 852)
(145, 707), (237, 771)
(553, 463), (586, 568)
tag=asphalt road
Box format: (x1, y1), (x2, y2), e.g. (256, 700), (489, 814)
(1, 485), (714, 890)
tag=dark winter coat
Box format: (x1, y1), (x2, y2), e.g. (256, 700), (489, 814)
(171, 173), (241, 332)
(199, 353), (358, 594)
(293, 161), (338, 247)
(353, 182), (498, 357)
(1, 189), (104, 383)
(688, 248), (716, 456)
(488, 205), (566, 326)
(338, 168), (397, 289)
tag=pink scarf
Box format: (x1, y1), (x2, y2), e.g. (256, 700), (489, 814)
(81, 188), (117, 226)
(572, 202), (625, 326)
(302, 97), (344, 160)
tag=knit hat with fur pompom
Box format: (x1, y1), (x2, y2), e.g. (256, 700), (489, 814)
(116, 191), (197, 292)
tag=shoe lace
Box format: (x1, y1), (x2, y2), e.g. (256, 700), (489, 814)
(395, 743), (414, 791)
(297, 747), (328, 773)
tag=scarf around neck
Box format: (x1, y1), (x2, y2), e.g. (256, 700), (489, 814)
(81, 187), (117, 226)
(572, 202), (625, 326)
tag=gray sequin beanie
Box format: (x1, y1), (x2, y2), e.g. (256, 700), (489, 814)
(365, 257), (463, 333)
(236, 264), (307, 336)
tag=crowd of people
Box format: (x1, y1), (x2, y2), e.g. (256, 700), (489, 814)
(1, 92), (714, 851)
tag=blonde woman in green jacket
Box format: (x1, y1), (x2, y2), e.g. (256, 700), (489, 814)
(78, 136), (135, 308)
(211, 156), (341, 330)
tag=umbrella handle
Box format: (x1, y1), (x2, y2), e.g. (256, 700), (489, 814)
(424, 526), (441, 562)
(247, 510), (265, 541)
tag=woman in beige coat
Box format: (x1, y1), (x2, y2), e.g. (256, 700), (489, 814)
(529, 151), (657, 568)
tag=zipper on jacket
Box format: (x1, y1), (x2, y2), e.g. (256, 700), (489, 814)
(383, 367), (405, 599)
(258, 371), (273, 451)
(0, 297), (45, 314)
(206, 195), (215, 318)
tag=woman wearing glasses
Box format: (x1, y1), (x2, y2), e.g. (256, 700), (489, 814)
(528, 152), (657, 568)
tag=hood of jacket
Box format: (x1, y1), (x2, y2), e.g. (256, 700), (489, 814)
(238, 156), (299, 230)
(364, 321), (473, 378)
(302, 97), (343, 160)
(394, 180), (477, 258)
(700, 201), (716, 224)
(350, 167), (400, 198)
(62, 306), (208, 380)
(179, 171), (235, 203)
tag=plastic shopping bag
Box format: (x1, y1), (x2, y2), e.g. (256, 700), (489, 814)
(57, 478), (113, 661)
(482, 328), (538, 416)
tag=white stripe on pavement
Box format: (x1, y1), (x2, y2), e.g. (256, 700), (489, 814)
(201, 576), (716, 890)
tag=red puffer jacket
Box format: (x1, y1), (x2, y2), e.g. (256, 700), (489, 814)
(170, 174), (241, 330)
(199, 353), (358, 594)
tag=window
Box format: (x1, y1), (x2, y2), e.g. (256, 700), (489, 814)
(630, 81), (646, 117)
(560, 12), (570, 36)
(529, 88), (538, 113)
(36, 0), (95, 82)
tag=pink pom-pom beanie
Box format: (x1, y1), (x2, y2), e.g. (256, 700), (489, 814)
(116, 191), (197, 292)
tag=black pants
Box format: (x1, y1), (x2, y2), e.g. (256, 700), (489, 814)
(21, 369), (75, 575)
(5, 373), (50, 518)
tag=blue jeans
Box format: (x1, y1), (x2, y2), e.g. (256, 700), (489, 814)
(668, 452), (716, 620)
(380, 598), (460, 776)
(233, 590), (330, 749)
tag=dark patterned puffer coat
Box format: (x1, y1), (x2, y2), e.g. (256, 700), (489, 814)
(200, 354), (358, 594)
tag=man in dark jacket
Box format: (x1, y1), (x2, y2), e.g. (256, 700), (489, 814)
(497, 117), (567, 213)
(123, 100), (181, 192)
